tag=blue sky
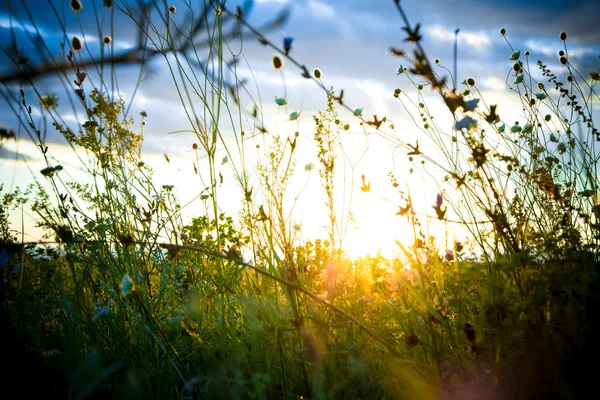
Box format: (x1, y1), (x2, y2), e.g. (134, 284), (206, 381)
(0, 0), (598, 254)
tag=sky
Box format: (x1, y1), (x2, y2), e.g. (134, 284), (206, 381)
(0, 0), (599, 257)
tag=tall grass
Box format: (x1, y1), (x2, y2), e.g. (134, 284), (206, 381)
(1, 0), (599, 399)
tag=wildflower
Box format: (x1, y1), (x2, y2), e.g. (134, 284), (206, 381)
(313, 68), (322, 79)
(463, 98), (479, 112)
(432, 193), (446, 220)
(272, 54), (284, 70)
(169, 5), (176, 13)
(70, 0), (83, 13)
(289, 111), (301, 120)
(434, 58), (440, 64)
(120, 273), (134, 296)
(353, 107), (363, 116)
(557, 142), (567, 154)
(91, 305), (110, 322)
(200, 194), (209, 200)
(103, 35), (112, 44)
(549, 133), (559, 143)
(524, 50), (530, 56)
(396, 65), (406, 75)
(435, 193), (443, 207)
(514, 74), (524, 84)
(39, 93), (58, 110)
(221, 155), (228, 165)
(360, 174), (371, 192)
(559, 31), (567, 41)
(283, 36), (293, 55)
(76, 69), (87, 84)
(535, 92), (547, 100)
(523, 124), (533, 133)
(497, 123), (506, 133)
(445, 250), (454, 261)
(510, 50), (520, 60)
(40, 165), (62, 178)
(455, 116), (477, 131)
(510, 123), (521, 133)
(304, 162), (314, 172)
(500, 28), (506, 35)
(162, 184), (174, 191)
(74, 88), (84, 100)
(590, 71), (600, 81)
(274, 96), (288, 106)
(71, 36), (82, 51)
(559, 56), (568, 65)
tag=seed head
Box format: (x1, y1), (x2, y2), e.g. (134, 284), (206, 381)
(313, 68), (322, 79)
(560, 56), (568, 65)
(272, 54), (284, 70)
(500, 28), (506, 35)
(169, 5), (176, 13)
(70, 0), (83, 13)
(559, 31), (567, 41)
(466, 77), (476, 86)
(103, 35), (112, 44)
(72, 36), (82, 51)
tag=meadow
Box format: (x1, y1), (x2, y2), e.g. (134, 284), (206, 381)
(1, 0), (599, 399)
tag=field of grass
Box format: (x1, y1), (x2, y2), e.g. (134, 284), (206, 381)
(1, 1), (599, 399)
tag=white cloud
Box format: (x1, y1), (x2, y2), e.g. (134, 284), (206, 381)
(354, 79), (389, 116)
(0, 15), (48, 37)
(525, 39), (595, 59)
(308, 1), (335, 19)
(428, 25), (491, 51)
